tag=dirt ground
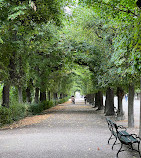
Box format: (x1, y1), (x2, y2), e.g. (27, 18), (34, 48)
(0, 99), (140, 158)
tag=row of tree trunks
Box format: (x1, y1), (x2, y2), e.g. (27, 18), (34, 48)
(2, 84), (67, 106)
(104, 85), (135, 128)
(2, 83), (136, 130)
(18, 84), (136, 128)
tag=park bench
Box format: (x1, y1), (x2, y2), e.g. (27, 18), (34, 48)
(106, 118), (141, 158)
(106, 118), (127, 150)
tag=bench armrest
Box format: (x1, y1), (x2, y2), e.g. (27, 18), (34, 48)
(119, 133), (141, 142)
(130, 134), (141, 141)
(117, 125), (127, 131)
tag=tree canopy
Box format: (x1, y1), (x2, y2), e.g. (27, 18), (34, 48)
(0, 0), (140, 107)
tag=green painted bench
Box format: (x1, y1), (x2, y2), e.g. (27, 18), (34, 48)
(106, 118), (127, 150)
(106, 118), (141, 158)
(114, 123), (141, 158)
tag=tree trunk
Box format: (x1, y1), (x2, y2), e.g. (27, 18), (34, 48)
(18, 86), (23, 103)
(139, 78), (141, 137)
(53, 93), (57, 100)
(86, 94), (90, 103)
(9, 52), (16, 83)
(105, 87), (115, 116)
(97, 91), (103, 110)
(48, 91), (51, 101)
(60, 93), (63, 99)
(91, 94), (95, 106)
(87, 94), (94, 105)
(104, 99), (106, 113)
(86, 94), (94, 105)
(40, 91), (46, 102)
(128, 84), (134, 128)
(95, 93), (98, 108)
(34, 88), (39, 103)
(117, 87), (124, 120)
(26, 87), (31, 103)
(2, 84), (10, 108)
(55, 93), (58, 100)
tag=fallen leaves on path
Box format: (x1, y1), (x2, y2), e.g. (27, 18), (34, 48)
(1, 101), (71, 130)
(1, 114), (51, 130)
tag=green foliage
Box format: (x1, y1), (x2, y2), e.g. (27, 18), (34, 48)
(29, 101), (55, 115)
(0, 97), (68, 126)
(0, 0), (140, 120)
(57, 97), (70, 104)
(0, 103), (27, 126)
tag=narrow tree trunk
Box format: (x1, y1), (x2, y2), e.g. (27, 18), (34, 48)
(55, 93), (58, 100)
(40, 91), (46, 102)
(2, 84), (10, 108)
(95, 93), (98, 108)
(18, 86), (23, 103)
(128, 84), (134, 128)
(60, 93), (63, 99)
(26, 87), (31, 103)
(97, 91), (103, 110)
(53, 93), (57, 100)
(139, 78), (141, 137)
(105, 87), (115, 116)
(34, 88), (39, 103)
(91, 94), (95, 106)
(104, 98), (107, 113)
(48, 91), (51, 101)
(117, 87), (124, 120)
(86, 94), (90, 103)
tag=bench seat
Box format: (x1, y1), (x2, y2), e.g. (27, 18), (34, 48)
(118, 131), (139, 144)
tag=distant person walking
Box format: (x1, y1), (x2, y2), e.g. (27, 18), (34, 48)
(84, 96), (87, 104)
(71, 96), (75, 104)
(125, 94), (128, 101)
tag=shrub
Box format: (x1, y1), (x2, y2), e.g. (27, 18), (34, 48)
(0, 97), (69, 127)
(10, 103), (27, 121)
(0, 103), (27, 126)
(58, 97), (69, 104)
(29, 103), (44, 115)
(29, 100), (55, 115)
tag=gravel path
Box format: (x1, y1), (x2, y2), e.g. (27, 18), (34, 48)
(0, 99), (140, 158)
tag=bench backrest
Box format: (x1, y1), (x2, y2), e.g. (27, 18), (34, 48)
(106, 118), (117, 136)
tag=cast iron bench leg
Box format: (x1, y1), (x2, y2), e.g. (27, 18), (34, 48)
(138, 142), (141, 157)
(116, 143), (123, 158)
(112, 137), (117, 150)
(108, 134), (113, 144)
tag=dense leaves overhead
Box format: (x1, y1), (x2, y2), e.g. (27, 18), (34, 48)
(0, 0), (140, 102)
